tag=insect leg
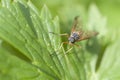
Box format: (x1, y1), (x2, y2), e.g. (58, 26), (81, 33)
(63, 43), (81, 55)
(72, 43), (81, 48)
(59, 42), (69, 50)
(56, 42), (73, 57)
(49, 32), (69, 37)
(50, 42), (69, 56)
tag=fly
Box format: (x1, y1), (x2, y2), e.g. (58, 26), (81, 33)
(50, 16), (98, 48)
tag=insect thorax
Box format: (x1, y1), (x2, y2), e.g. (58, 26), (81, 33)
(68, 32), (80, 43)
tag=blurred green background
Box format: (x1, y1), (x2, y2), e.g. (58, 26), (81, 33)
(0, 0), (120, 80)
(31, 0), (120, 41)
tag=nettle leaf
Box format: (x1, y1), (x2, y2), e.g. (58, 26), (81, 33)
(86, 3), (120, 80)
(1, 0), (119, 80)
(0, 0), (87, 80)
(88, 38), (120, 80)
(87, 3), (108, 38)
(0, 45), (40, 80)
(0, 0), (63, 80)
(0, 0), (85, 80)
(97, 38), (120, 80)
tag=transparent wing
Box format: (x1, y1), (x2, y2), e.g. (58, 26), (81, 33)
(71, 16), (82, 33)
(78, 31), (98, 41)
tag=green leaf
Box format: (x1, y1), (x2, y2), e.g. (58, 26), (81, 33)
(87, 3), (108, 38)
(97, 38), (120, 80)
(0, 0), (87, 79)
(0, 0), (62, 80)
(1, 0), (120, 80)
(0, 45), (40, 80)
(86, 3), (120, 80)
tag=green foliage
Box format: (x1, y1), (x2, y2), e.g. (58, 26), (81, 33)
(0, 0), (120, 80)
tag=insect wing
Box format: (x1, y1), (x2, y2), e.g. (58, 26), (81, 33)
(78, 31), (98, 41)
(71, 16), (82, 33)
